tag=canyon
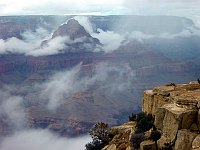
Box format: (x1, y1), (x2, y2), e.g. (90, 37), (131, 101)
(0, 16), (199, 138)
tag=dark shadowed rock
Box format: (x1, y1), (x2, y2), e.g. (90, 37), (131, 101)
(52, 19), (91, 40)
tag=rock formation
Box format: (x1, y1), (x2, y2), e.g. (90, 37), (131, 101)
(52, 19), (91, 40)
(103, 81), (200, 150)
(41, 18), (100, 52)
(142, 81), (200, 149)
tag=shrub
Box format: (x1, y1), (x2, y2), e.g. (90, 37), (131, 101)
(85, 122), (110, 150)
(150, 129), (161, 141)
(150, 127), (161, 150)
(135, 112), (153, 133)
(85, 137), (103, 150)
(166, 83), (176, 86)
(129, 113), (136, 121)
(130, 133), (145, 148)
(89, 122), (109, 143)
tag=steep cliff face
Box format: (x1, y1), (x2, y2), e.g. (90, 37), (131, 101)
(142, 82), (200, 149)
(52, 19), (91, 40)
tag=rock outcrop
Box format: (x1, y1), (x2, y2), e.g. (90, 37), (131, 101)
(52, 19), (91, 40)
(103, 122), (135, 150)
(42, 18), (101, 52)
(143, 82), (200, 149)
(99, 82), (200, 150)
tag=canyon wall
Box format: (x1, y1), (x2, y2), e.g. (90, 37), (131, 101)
(143, 81), (200, 149)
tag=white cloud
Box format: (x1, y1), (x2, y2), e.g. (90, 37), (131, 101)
(40, 63), (109, 110)
(26, 36), (68, 56)
(0, 85), (91, 150)
(1, 16), (200, 55)
(0, 37), (32, 54)
(74, 16), (94, 34)
(0, 25), (97, 56)
(22, 27), (51, 43)
(0, 27), (51, 54)
(0, 0), (125, 15)
(40, 64), (83, 110)
(0, 87), (26, 130)
(0, 129), (90, 150)
(1, 19), (200, 55)
(0, 0), (199, 19)
(0, 96), (25, 130)
(127, 26), (200, 41)
(73, 16), (125, 52)
(93, 29), (125, 52)
(122, 0), (200, 21)
(39, 62), (136, 110)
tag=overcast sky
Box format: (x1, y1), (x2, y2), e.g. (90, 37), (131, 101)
(0, 0), (200, 25)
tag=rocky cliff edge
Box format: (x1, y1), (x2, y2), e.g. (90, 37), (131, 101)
(103, 81), (200, 150)
(142, 81), (200, 149)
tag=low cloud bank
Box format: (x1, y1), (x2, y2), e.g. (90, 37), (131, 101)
(1, 16), (200, 55)
(0, 129), (90, 150)
(0, 85), (91, 150)
(0, 87), (26, 130)
(76, 16), (200, 52)
(0, 27), (51, 54)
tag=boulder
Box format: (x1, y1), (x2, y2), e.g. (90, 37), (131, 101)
(140, 140), (156, 150)
(192, 135), (200, 150)
(142, 86), (174, 115)
(155, 104), (197, 148)
(142, 90), (155, 114)
(175, 129), (197, 150)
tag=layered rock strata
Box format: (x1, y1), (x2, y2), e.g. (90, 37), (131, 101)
(143, 82), (200, 149)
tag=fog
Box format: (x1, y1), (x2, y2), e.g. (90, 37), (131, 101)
(38, 62), (135, 110)
(0, 87), (26, 130)
(0, 82), (91, 150)
(0, 60), (136, 149)
(26, 36), (68, 56)
(0, 15), (200, 149)
(0, 27), (50, 54)
(0, 129), (90, 150)
(0, 16), (200, 55)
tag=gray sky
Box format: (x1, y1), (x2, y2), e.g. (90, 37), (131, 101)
(0, 0), (200, 25)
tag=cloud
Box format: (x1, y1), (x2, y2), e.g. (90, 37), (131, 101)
(0, 25), (97, 56)
(127, 26), (200, 42)
(39, 63), (106, 110)
(93, 26), (200, 51)
(74, 16), (94, 34)
(0, 85), (91, 150)
(0, 96), (26, 130)
(0, 86), (26, 130)
(1, 16), (200, 55)
(38, 62), (136, 110)
(0, 129), (90, 150)
(0, 0), (200, 19)
(21, 27), (51, 43)
(40, 64), (83, 110)
(26, 36), (68, 56)
(0, 0), (125, 15)
(93, 29), (125, 52)
(73, 16), (125, 52)
(0, 27), (51, 54)
(0, 37), (32, 54)
(72, 16), (200, 52)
